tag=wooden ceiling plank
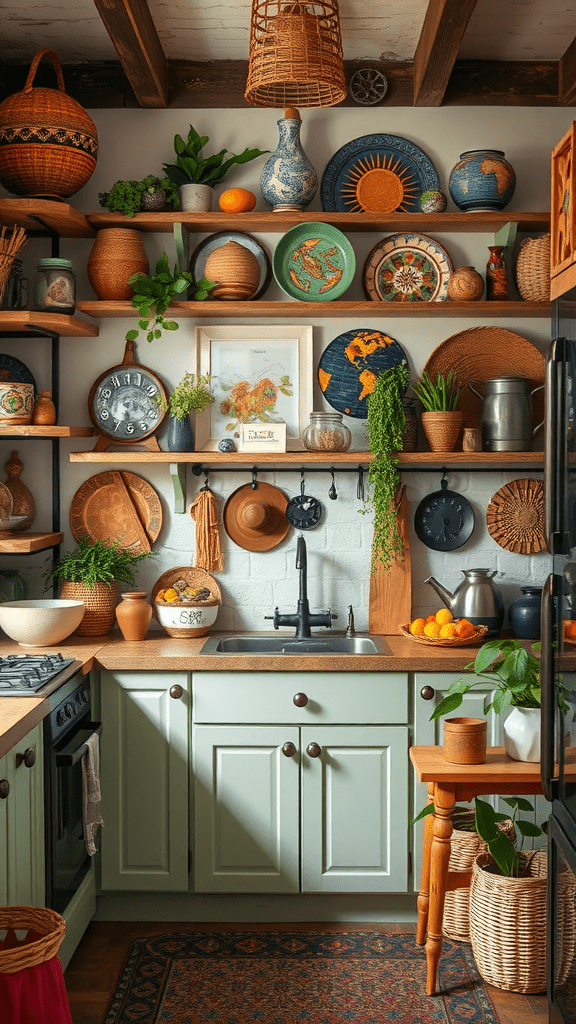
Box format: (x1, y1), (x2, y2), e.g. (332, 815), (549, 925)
(92, 0), (168, 108)
(413, 0), (479, 107)
(559, 35), (576, 106)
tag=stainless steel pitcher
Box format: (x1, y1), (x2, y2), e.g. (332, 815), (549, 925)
(468, 376), (544, 452)
(426, 568), (504, 636)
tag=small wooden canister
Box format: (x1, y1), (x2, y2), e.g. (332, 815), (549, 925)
(443, 717), (487, 764)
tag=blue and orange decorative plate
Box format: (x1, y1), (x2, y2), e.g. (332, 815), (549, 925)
(321, 134), (440, 213)
(363, 232), (453, 302)
(273, 223), (355, 302)
(317, 328), (408, 419)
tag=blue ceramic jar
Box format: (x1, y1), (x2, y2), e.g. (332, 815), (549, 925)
(509, 586), (542, 640)
(449, 149), (516, 213)
(260, 110), (318, 212)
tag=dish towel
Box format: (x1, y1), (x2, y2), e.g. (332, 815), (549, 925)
(81, 732), (104, 856)
(189, 488), (224, 570)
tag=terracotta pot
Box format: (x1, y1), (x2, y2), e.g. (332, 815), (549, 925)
(87, 228), (149, 300)
(59, 580), (120, 636)
(421, 410), (463, 452)
(447, 266), (484, 301)
(115, 591), (152, 641)
(443, 717), (487, 764)
(32, 390), (56, 425)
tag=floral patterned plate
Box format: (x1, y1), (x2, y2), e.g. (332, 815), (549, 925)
(273, 223), (355, 302)
(363, 232), (453, 302)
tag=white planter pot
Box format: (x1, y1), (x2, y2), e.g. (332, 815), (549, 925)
(503, 705), (573, 762)
(179, 183), (213, 212)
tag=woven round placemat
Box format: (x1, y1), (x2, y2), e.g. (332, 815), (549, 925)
(486, 478), (545, 553)
(423, 327), (546, 432)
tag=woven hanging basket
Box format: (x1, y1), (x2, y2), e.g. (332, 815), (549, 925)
(58, 580), (120, 636)
(0, 906), (66, 974)
(0, 48), (98, 199)
(443, 818), (516, 943)
(245, 1), (346, 108)
(515, 234), (551, 302)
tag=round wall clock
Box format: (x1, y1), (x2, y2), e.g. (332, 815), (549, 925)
(88, 341), (167, 445)
(414, 475), (475, 551)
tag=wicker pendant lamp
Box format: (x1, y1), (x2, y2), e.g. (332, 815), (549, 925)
(245, 0), (346, 108)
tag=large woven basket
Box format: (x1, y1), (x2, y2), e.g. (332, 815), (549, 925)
(515, 234), (551, 302)
(443, 818), (516, 943)
(469, 850), (548, 992)
(0, 906), (65, 974)
(59, 580), (120, 636)
(0, 49), (98, 199)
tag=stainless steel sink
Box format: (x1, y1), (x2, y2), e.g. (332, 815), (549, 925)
(199, 634), (391, 656)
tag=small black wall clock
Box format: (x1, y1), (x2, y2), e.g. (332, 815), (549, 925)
(88, 341), (167, 451)
(414, 473), (475, 551)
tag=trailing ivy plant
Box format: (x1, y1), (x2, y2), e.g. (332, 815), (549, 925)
(126, 253), (215, 343)
(364, 362), (410, 573)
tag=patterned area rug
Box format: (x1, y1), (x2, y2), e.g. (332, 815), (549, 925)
(104, 930), (500, 1024)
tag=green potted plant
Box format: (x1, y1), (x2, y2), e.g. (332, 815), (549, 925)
(162, 124), (268, 211)
(98, 174), (178, 217)
(155, 372), (214, 452)
(412, 369), (462, 452)
(46, 536), (154, 636)
(126, 253), (215, 343)
(364, 362), (410, 572)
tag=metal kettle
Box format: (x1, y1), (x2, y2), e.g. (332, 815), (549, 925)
(425, 568), (504, 636)
(468, 376), (544, 452)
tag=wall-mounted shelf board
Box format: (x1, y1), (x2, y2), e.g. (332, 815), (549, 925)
(69, 450), (545, 466)
(0, 427), (94, 438)
(0, 311), (99, 337)
(0, 531), (63, 554)
(0, 200), (94, 237)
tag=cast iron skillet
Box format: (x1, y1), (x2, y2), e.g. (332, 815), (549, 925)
(414, 474), (475, 551)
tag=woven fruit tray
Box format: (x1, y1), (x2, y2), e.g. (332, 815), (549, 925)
(399, 623), (489, 647)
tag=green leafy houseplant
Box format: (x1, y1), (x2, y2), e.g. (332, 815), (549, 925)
(126, 253), (215, 343)
(46, 536), (154, 592)
(162, 124), (268, 193)
(413, 369), (462, 411)
(365, 362), (410, 573)
(98, 175), (178, 217)
(155, 373), (214, 420)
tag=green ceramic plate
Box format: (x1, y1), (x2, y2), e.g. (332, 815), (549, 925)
(273, 222), (356, 302)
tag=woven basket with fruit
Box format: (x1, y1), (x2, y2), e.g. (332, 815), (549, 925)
(401, 609), (488, 647)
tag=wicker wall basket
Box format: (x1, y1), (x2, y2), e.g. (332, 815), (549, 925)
(443, 818), (516, 943)
(58, 580), (120, 636)
(0, 49), (98, 199)
(0, 906), (66, 974)
(469, 851), (549, 993)
(515, 234), (551, 302)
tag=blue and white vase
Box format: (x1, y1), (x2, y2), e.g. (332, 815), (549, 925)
(260, 108), (318, 212)
(167, 414), (195, 452)
(449, 149), (516, 212)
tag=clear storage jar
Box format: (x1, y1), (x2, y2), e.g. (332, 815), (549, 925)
(302, 412), (352, 452)
(34, 258), (76, 314)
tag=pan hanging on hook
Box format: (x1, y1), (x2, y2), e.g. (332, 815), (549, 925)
(414, 469), (475, 551)
(286, 469), (323, 530)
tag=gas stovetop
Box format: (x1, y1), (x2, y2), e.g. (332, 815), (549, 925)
(0, 653), (77, 695)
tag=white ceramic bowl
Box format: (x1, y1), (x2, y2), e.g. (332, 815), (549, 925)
(0, 599), (85, 647)
(155, 600), (219, 638)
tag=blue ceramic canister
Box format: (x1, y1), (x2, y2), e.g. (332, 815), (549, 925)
(509, 585), (542, 640)
(260, 108), (318, 212)
(449, 149), (516, 213)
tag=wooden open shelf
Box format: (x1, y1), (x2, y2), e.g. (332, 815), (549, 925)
(69, 449), (545, 466)
(0, 311), (99, 337)
(0, 531), (63, 553)
(0, 200), (94, 237)
(0, 426), (94, 438)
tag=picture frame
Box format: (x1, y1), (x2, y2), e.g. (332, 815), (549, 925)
(195, 325), (313, 451)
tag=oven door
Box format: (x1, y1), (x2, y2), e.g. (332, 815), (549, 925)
(45, 717), (102, 915)
(548, 806), (576, 1023)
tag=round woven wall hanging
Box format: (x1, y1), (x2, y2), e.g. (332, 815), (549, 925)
(486, 478), (545, 554)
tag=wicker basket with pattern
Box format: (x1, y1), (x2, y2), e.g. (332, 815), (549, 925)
(58, 580), (120, 636)
(443, 817), (516, 943)
(0, 906), (66, 974)
(0, 49), (98, 199)
(515, 234), (551, 302)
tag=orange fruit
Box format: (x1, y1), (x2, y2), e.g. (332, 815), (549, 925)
(454, 618), (476, 639)
(410, 617), (426, 636)
(218, 188), (257, 213)
(565, 620), (576, 638)
(439, 622), (457, 639)
(435, 608), (454, 626)
(423, 621), (441, 638)
(426, 614), (437, 624)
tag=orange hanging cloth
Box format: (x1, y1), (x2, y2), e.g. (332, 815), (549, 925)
(189, 488), (224, 571)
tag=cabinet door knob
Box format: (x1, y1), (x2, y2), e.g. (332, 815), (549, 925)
(306, 742), (322, 758)
(293, 692), (308, 707)
(282, 741), (297, 758)
(420, 686), (435, 700)
(15, 748), (36, 769)
(170, 684), (184, 699)
(0, 779), (9, 799)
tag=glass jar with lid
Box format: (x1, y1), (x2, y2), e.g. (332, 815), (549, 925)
(302, 412), (352, 452)
(34, 258), (76, 315)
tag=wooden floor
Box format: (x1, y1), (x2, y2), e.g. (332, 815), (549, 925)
(64, 921), (550, 1024)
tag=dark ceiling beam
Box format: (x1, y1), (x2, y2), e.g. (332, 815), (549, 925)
(413, 0), (478, 106)
(559, 34), (576, 105)
(91, 0), (168, 108)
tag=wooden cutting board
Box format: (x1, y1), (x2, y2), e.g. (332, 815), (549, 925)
(368, 485), (411, 635)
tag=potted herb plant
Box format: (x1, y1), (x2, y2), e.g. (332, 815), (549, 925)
(46, 536), (154, 636)
(155, 372), (214, 452)
(126, 253), (215, 343)
(365, 362), (410, 572)
(162, 124), (268, 211)
(99, 174), (178, 217)
(412, 369), (462, 452)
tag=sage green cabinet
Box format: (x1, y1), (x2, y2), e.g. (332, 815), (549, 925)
(193, 671), (409, 894)
(99, 670), (190, 892)
(0, 723), (45, 907)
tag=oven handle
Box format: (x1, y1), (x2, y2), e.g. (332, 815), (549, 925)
(55, 722), (103, 767)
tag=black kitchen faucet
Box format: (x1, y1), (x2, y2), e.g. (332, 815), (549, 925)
(265, 534), (336, 639)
